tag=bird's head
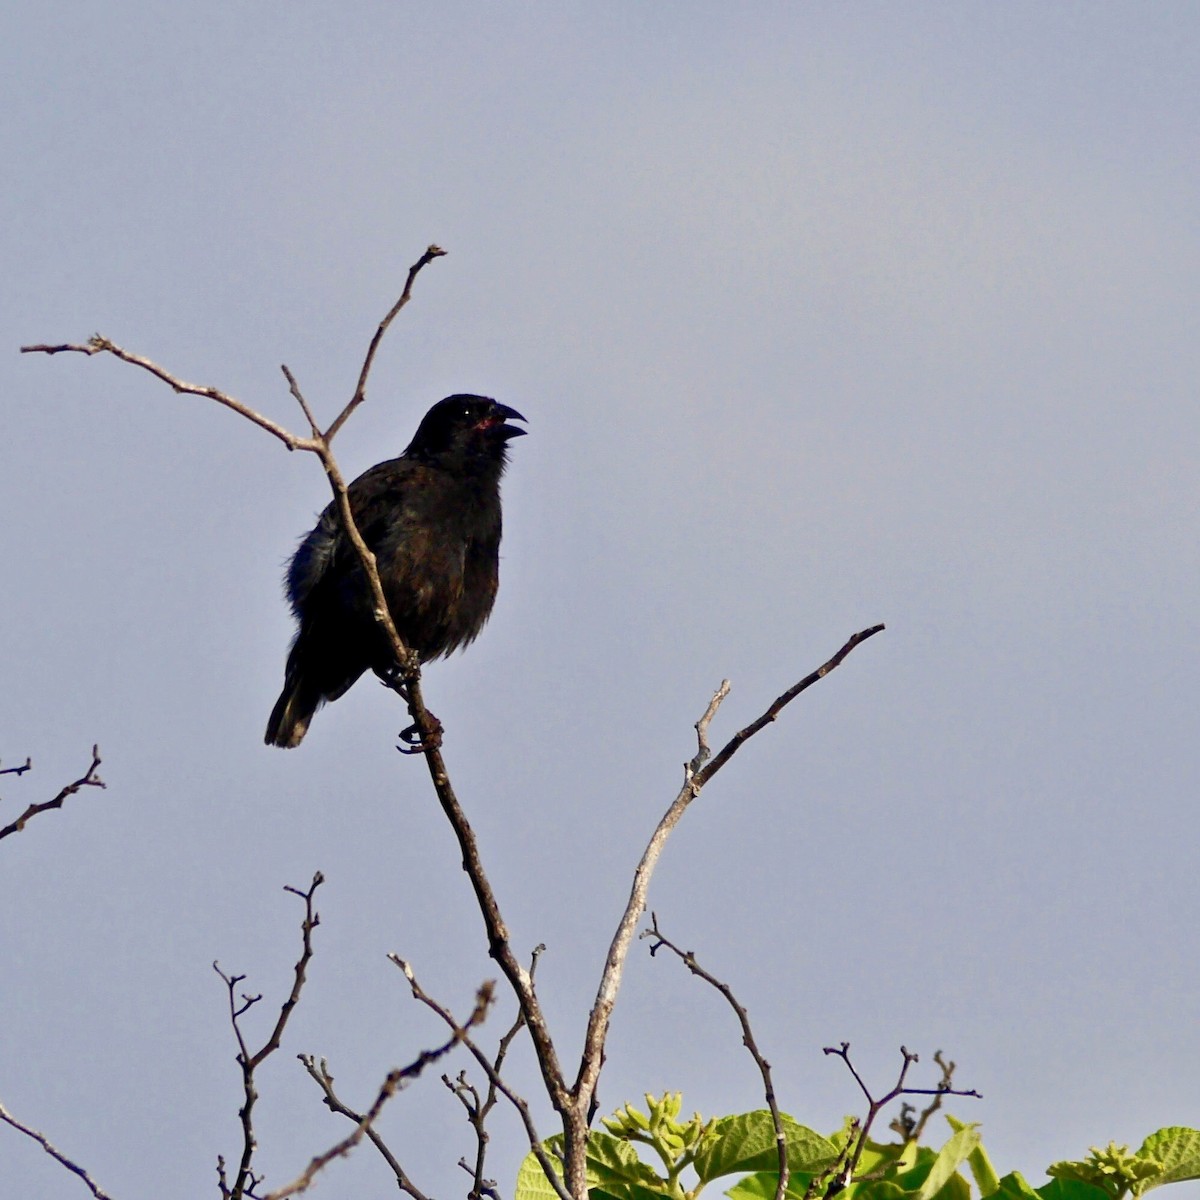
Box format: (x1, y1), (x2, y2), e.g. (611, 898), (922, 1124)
(406, 394), (527, 466)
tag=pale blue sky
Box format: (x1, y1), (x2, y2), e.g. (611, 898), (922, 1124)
(3, 4), (1198, 1198)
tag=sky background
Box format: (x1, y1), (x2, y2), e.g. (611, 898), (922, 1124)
(3, 3), (1198, 1197)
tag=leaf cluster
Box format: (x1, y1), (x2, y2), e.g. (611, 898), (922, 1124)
(516, 1098), (1200, 1200)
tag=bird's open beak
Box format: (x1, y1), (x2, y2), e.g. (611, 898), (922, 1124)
(493, 403), (528, 439)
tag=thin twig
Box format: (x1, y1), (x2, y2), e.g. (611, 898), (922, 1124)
(447, 945), (543, 1200)
(0, 746), (105, 843)
(325, 244), (447, 443)
(889, 1050), (958, 1144)
(268, 985), (488, 1200)
(215, 873), (324, 1200)
(822, 1043), (980, 1190)
(392, 955), (572, 1200)
(0, 756), (33, 777)
(573, 625), (885, 1180)
(643, 915), (788, 1200)
(297, 1059), (432, 1200)
(20, 338), (312, 451)
(0, 1099), (115, 1200)
(694, 625), (886, 790)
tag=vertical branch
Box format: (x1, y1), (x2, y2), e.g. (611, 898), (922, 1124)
(643, 916), (788, 1200)
(446, 945), (544, 1200)
(215, 873), (324, 1200)
(571, 624), (885, 1175)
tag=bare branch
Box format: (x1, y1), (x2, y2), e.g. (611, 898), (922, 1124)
(22, 240), (565, 1127)
(0, 746), (105, 843)
(393, 955), (572, 1200)
(20, 337), (314, 451)
(325, 245), (447, 443)
(643, 915), (788, 1200)
(694, 624), (886, 790)
(889, 1050), (958, 1145)
(215, 873), (324, 1200)
(21, 250), (885, 1200)
(573, 625), (885, 1166)
(0, 1099), (115, 1200)
(297, 1059), (432, 1200)
(685, 680), (731, 781)
(278, 978), (491, 1200)
(0, 756), (33, 777)
(446, 944), (543, 1200)
(822, 1043), (980, 1188)
(280, 364), (322, 439)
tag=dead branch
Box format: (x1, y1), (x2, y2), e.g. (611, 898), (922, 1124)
(268, 982), (487, 1200)
(392, 955), (572, 1200)
(445, 944), (543, 1200)
(326, 244), (447, 442)
(0, 1099), (115, 1200)
(22, 240), (572, 1188)
(570, 625), (885, 1184)
(296, 1058), (432, 1200)
(23, 250), (888, 1200)
(643, 914), (788, 1200)
(0, 746), (105, 843)
(822, 1043), (980, 1190)
(215, 872), (324, 1200)
(20, 337), (312, 451)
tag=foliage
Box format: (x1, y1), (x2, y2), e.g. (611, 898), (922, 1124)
(515, 1096), (1200, 1200)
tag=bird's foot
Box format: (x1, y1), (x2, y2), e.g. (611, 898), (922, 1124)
(397, 713), (444, 755)
(378, 664), (411, 700)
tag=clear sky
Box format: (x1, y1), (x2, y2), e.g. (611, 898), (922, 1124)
(3, 3), (1198, 1198)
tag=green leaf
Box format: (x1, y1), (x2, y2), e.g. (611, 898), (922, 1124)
(1135, 1128), (1200, 1193)
(918, 1124), (981, 1200)
(946, 1114), (1001, 1197)
(516, 1142), (566, 1200)
(724, 1171), (792, 1200)
(693, 1112), (836, 1182)
(588, 1132), (678, 1200)
(724, 1169), (842, 1200)
(895, 1145), (940, 1190)
(990, 1172), (1042, 1200)
(849, 1184), (917, 1200)
(515, 1135), (674, 1200)
(1035, 1180), (1115, 1200)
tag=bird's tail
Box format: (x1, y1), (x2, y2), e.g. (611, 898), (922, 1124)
(264, 672), (322, 748)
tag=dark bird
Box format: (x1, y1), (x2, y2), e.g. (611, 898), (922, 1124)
(265, 394), (527, 748)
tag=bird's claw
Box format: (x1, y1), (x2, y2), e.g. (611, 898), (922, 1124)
(378, 665), (411, 699)
(397, 715), (444, 755)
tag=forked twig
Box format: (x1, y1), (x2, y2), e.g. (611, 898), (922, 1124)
(822, 1043), (980, 1191)
(0, 746), (105, 843)
(643, 915), (788, 1200)
(445, 945), (544, 1200)
(269, 982), (487, 1200)
(574, 625), (886, 1173)
(215, 872), (324, 1200)
(392, 955), (572, 1200)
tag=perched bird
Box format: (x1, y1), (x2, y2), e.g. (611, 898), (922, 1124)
(265, 394), (527, 748)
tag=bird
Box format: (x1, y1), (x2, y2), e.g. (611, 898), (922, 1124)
(265, 394), (527, 748)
